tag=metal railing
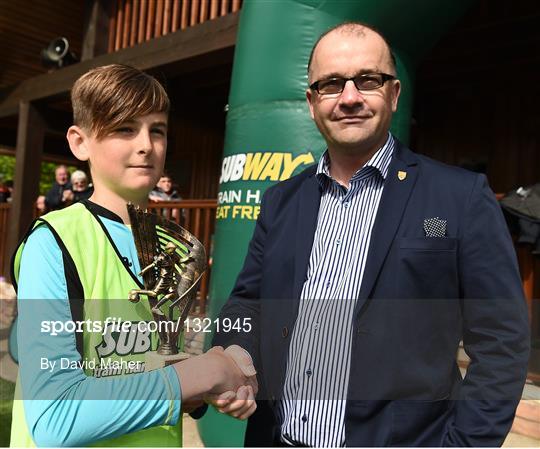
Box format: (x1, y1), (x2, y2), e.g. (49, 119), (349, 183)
(0, 200), (217, 315)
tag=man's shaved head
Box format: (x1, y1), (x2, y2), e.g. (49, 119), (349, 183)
(307, 22), (396, 82)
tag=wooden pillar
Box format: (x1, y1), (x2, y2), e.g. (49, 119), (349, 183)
(82, 0), (111, 60)
(4, 102), (44, 275)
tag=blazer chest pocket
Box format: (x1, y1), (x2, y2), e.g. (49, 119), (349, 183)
(397, 238), (458, 299)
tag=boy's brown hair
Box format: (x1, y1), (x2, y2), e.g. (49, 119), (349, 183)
(71, 64), (169, 140)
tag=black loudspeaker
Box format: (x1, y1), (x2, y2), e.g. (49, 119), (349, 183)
(41, 37), (78, 69)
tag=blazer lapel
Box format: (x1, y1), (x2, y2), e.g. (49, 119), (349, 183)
(293, 173), (322, 301)
(356, 143), (419, 309)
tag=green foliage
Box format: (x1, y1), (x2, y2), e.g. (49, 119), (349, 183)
(0, 156), (15, 183)
(40, 161), (61, 195)
(0, 155), (77, 195)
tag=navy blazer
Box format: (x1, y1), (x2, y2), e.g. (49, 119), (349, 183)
(215, 141), (530, 447)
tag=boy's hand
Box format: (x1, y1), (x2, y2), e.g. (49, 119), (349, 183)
(205, 345), (258, 395)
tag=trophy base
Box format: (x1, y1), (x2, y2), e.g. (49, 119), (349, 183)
(145, 350), (190, 371)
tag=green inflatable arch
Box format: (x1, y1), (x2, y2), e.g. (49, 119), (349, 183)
(199, 0), (473, 445)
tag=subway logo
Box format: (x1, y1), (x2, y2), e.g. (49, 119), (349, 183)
(219, 151), (315, 184)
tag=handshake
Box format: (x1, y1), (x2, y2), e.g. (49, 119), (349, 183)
(173, 345), (258, 420)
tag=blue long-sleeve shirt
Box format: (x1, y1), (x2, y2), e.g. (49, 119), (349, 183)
(17, 215), (182, 446)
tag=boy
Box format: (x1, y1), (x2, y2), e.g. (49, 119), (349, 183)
(11, 65), (256, 447)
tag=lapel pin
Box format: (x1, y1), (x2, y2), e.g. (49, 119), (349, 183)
(397, 170), (407, 181)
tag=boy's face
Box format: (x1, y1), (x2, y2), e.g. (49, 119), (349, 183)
(82, 113), (168, 202)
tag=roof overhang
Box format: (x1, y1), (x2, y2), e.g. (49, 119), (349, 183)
(0, 11), (239, 118)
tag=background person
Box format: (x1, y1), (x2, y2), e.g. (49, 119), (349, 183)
(70, 169), (93, 203)
(0, 178), (9, 202)
(149, 173), (182, 221)
(35, 195), (47, 214)
(149, 173), (181, 202)
(44, 164), (73, 210)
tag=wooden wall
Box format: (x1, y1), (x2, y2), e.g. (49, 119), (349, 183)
(412, 0), (540, 361)
(164, 64), (231, 200)
(166, 108), (225, 199)
(412, 0), (540, 194)
(108, 0), (242, 52)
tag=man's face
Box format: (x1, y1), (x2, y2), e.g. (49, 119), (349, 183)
(157, 176), (172, 193)
(85, 113), (167, 203)
(55, 167), (69, 185)
(306, 30), (401, 156)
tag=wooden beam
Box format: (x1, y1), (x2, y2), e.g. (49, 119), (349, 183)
(0, 145), (80, 166)
(122, 0), (132, 48)
(108, 1), (117, 52)
(191, 0), (200, 26)
(5, 102), (44, 271)
(163, 0), (172, 36)
(146, 0), (155, 40)
(221, 0), (229, 16)
(154, 0), (164, 38)
(0, 11), (239, 118)
(130, 0), (140, 47)
(115, 0), (124, 51)
(180, 0), (189, 29)
(138, 0), (147, 43)
(200, 0), (208, 23)
(82, 0), (111, 60)
(210, 0), (219, 20)
(171, 0), (180, 32)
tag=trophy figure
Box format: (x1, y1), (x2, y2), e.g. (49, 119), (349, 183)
(127, 203), (207, 370)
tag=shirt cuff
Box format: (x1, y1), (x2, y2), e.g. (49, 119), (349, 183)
(161, 365), (182, 426)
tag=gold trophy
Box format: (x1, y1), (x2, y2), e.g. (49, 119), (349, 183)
(127, 203), (207, 370)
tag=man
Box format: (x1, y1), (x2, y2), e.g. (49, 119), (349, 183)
(149, 173), (181, 202)
(45, 164), (73, 210)
(214, 22), (530, 446)
(149, 173), (182, 221)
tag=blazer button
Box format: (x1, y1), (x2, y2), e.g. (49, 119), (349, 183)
(282, 326), (289, 338)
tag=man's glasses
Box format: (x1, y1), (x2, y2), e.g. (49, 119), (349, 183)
(309, 72), (396, 95)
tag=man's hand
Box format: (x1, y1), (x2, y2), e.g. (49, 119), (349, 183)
(173, 345), (256, 407)
(62, 189), (74, 202)
(204, 345), (258, 420)
(208, 385), (256, 420)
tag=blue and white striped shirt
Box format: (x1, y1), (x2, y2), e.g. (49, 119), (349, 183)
(278, 134), (395, 447)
